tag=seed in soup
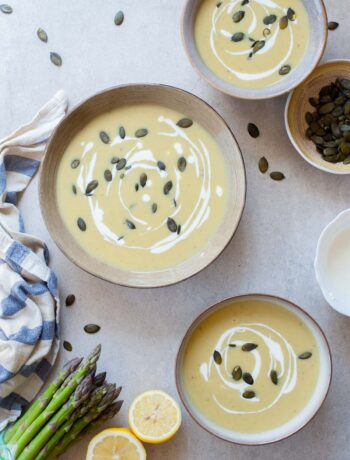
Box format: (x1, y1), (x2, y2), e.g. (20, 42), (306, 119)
(182, 299), (320, 434)
(56, 104), (228, 272)
(194, 0), (310, 88)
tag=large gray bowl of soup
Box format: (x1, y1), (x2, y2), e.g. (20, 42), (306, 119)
(40, 84), (246, 287)
(182, 0), (328, 99)
(176, 294), (332, 444)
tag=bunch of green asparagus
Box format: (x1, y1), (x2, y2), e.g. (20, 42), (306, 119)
(1, 345), (123, 460)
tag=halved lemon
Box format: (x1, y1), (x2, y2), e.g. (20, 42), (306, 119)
(86, 428), (146, 460)
(128, 390), (182, 444)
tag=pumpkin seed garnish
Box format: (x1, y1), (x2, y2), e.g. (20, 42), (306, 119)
(177, 157), (187, 172)
(157, 160), (166, 171)
(99, 131), (110, 144)
(71, 159), (80, 169)
(243, 372), (254, 385)
(270, 370), (278, 385)
(63, 341), (72, 352)
(163, 181), (173, 195)
(126, 219), (136, 230)
(37, 28), (48, 43)
(167, 217), (178, 233)
(0, 4), (12, 14)
(216, 2), (222, 7)
(114, 10), (124, 26)
(50, 52), (62, 67)
(252, 40), (265, 54)
(72, 185), (77, 195)
(152, 203), (158, 213)
(65, 294), (75, 307)
(259, 156), (269, 173)
(279, 16), (288, 29)
(84, 324), (101, 334)
(328, 21), (339, 31)
(298, 352), (312, 360)
(263, 28), (271, 37)
(263, 14), (277, 25)
(241, 0), (249, 5)
(242, 390), (255, 399)
(247, 123), (260, 138)
(287, 8), (296, 21)
(177, 118), (193, 128)
(213, 350), (222, 365)
(270, 171), (285, 181)
(85, 180), (99, 195)
(119, 126), (126, 139)
(116, 158), (127, 170)
(232, 32), (244, 42)
(242, 343), (258, 351)
(232, 365), (242, 381)
(135, 128), (148, 138)
(233, 10), (245, 23)
(77, 217), (87, 231)
(229, 343), (237, 347)
(111, 156), (120, 164)
(177, 225), (181, 235)
(279, 65), (291, 76)
(135, 183), (139, 192)
(104, 170), (112, 182)
(140, 173), (147, 187)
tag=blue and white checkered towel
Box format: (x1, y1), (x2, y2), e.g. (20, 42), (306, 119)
(0, 91), (68, 431)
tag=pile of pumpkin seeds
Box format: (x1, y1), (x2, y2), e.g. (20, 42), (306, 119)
(225, 1), (295, 76)
(305, 78), (350, 164)
(213, 342), (313, 400)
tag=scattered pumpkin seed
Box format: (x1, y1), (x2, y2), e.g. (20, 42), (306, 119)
(177, 118), (193, 128)
(119, 126), (126, 139)
(116, 158), (127, 170)
(163, 181), (173, 195)
(135, 128), (148, 138)
(229, 343), (237, 347)
(157, 160), (166, 171)
(242, 390), (255, 399)
(287, 8), (296, 21)
(77, 217), (86, 231)
(37, 28), (48, 43)
(104, 170), (112, 182)
(71, 159), (80, 169)
(299, 352), (312, 360)
(279, 65), (291, 76)
(111, 156), (120, 164)
(177, 157), (187, 172)
(140, 173), (147, 187)
(0, 4), (12, 14)
(65, 294), (75, 307)
(263, 28), (271, 37)
(135, 183), (139, 192)
(177, 225), (181, 235)
(167, 217), (178, 233)
(243, 372), (254, 385)
(84, 324), (101, 334)
(63, 341), (72, 352)
(270, 370), (278, 385)
(232, 365), (242, 381)
(216, 2), (222, 7)
(99, 131), (110, 144)
(233, 10), (245, 23)
(152, 203), (157, 213)
(241, 0), (249, 5)
(213, 350), (222, 365)
(328, 21), (339, 31)
(126, 219), (136, 230)
(114, 10), (124, 26)
(85, 180), (99, 195)
(247, 123), (260, 138)
(279, 15), (288, 29)
(263, 14), (277, 25)
(270, 171), (285, 181)
(242, 343), (258, 351)
(50, 52), (62, 67)
(232, 32), (244, 42)
(252, 40), (265, 54)
(258, 156), (268, 173)
(72, 185), (77, 195)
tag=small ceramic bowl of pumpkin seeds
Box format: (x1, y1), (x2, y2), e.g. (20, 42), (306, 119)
(285, 59), (350, 174)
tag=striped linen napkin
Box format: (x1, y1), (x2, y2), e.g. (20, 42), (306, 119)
(0, 91), (68, 431)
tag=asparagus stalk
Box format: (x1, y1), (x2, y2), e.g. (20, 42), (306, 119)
(93, 372), (107, 388)
(12, 345), (101, 458)
(4, 358), (82, 444)
(17, 375), (93, 460)
(35, 385), (108, 460)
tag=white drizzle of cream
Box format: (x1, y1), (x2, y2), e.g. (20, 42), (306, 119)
(210, 0), (297, 83)
(200, 323), (297, 414)
(74, 115), (224, 254)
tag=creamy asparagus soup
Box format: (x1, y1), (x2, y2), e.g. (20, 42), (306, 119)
(182, 298), (320, 433)
(56, 104), (228, 271)
(194, 0), (310, 88)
